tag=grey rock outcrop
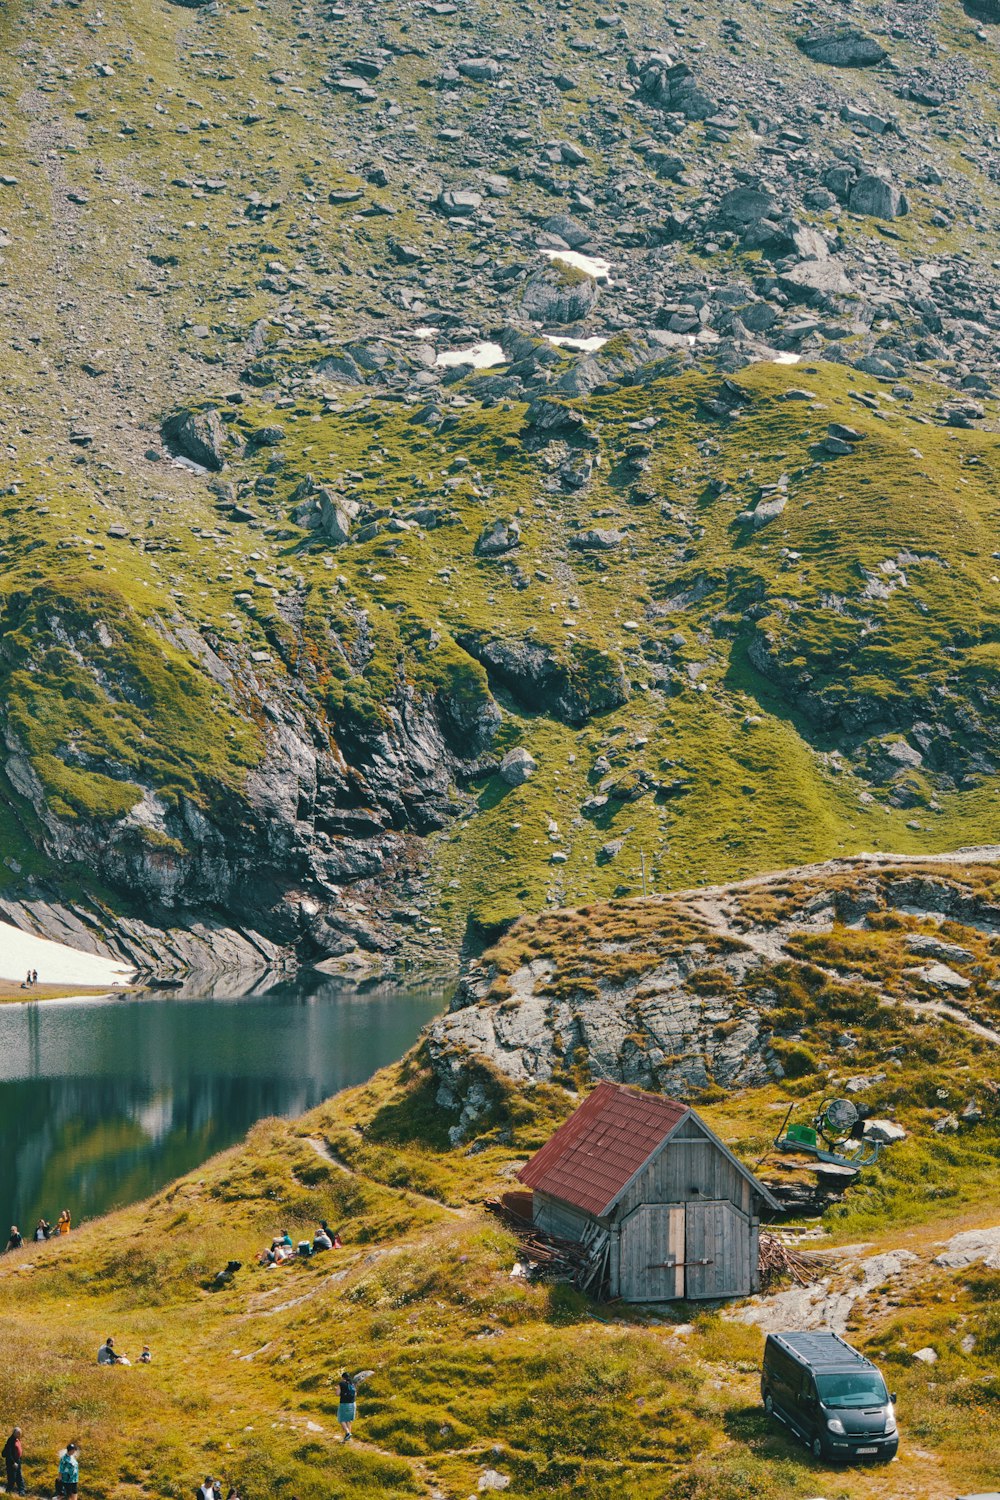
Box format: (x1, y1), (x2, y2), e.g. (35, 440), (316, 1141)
(437, 188), (482, 217)
(848, 173), (908, 219)
(475, 517), (521, 557)
(637, 54), (716, 120)
(161, 407), (226, 470)
(458, 632), (628, 726)
(797, 27), (887, 67)
(520, 263), (599, 324)
(498, 747), (536, 786)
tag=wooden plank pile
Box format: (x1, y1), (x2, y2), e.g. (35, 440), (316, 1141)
(757, 1230), (819, 1291)
(486, 1195), (610, 1296)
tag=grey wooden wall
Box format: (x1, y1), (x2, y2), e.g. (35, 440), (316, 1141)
(615, 1116), (752, 1220)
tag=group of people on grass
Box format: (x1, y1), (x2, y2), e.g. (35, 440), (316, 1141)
(2, 1373), (361, 1500)
(3, 1431), (77, 1499)
(96, 1337), (150, 1368)
(21, 971), (39, 990)
(2, 1214), (361, 1499)
(5, 1212), (71, 1252)
(258, 1221), (343, 1267)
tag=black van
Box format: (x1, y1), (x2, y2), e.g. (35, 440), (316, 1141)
(761, 1330), (898, 1462)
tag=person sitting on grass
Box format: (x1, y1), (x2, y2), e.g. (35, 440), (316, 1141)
(97, 1337), (128, 1366)
(5, 1226), (23, 1252)
(312, 1225), (333, 1252)
(140, 1346), (152, 1364)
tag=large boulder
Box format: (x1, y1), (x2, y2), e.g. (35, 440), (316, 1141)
(637, 55), (716, 119)
(498, 747), (537, 786)
(520, 262), (599, 324)
(475, 517), (521, 557)
(542, 212), (592, 249)
(796, 27), (887, 67)
(456, 57), (501, 81)
(848, 173), (908, 219)
(291, 486), (354, 543)
(716, 185), (777, 225)
(437, 188), (482, 218)
(161, 407), (226, 470)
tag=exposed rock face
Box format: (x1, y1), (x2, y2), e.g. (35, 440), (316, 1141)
(0, 897), (290, 985)
(458, 633), (628, 726)
(427, 854), (1000, 1138)
(161, 408), (226, 470)
(796, 27), (888, 67)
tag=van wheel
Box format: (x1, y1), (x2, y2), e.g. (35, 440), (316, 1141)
(811, 1437), (824, 1460)
(763, 1392), (774, 1417)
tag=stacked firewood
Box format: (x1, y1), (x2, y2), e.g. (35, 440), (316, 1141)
(757, 1230), (819, 1291)
(486, 1196), (610, 1295)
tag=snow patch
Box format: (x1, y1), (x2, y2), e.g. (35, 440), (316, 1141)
(0, 919), (135, 987)
(546, 335), (609, 353)
(541, 249), (612, 283)
(434, 341), (507, 370)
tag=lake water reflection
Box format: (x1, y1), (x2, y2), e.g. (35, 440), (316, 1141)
(0, 974), (446, 1231)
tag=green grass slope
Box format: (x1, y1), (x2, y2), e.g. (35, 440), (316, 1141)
(2, 989), (998, 1500)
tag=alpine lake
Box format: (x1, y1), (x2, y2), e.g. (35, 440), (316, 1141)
(0, 974), (447, 1233)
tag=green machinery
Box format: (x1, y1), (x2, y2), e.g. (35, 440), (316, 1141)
(772, 1097), (883, 1173)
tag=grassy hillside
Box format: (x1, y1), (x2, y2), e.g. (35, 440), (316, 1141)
(4, 863), (1000, 1499)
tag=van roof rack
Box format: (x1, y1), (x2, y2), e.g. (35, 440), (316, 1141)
(769, 1330), (875, 1369)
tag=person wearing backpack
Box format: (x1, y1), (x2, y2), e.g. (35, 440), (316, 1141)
(3, 1427), (24, 1495)
(337, 1372), (358, 1441)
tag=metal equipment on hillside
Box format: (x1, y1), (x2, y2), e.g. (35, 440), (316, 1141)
(772, 1098), (883, 1173)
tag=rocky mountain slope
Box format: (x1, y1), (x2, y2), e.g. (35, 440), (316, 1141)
(1, 0), (999, 967)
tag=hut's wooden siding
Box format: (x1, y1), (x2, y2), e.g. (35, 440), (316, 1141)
(615, 1116), (751, 1219)
(532, 1190), (594, 1242)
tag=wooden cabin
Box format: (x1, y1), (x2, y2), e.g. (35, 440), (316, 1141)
(518, 1081), (779, 1302)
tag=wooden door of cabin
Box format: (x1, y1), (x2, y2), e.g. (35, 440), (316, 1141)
(619, 1203), (684, 1301)
(684, 1200), (751, 1299)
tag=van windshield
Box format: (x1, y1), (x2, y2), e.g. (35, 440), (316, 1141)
(816, 1371), (888, 1408)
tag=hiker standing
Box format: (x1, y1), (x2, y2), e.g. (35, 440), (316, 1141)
(31, 970), (37, 986)
(3, 1428), (24, 1496)
(337, 1371), (358, 1441)
(195, 1476), (214, 1500)
(56, 1443), (79, 1498)
(57, 1209), (71, 1235)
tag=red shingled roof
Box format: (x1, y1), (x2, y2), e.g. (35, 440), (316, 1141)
(518, 1082), (688, 1218)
